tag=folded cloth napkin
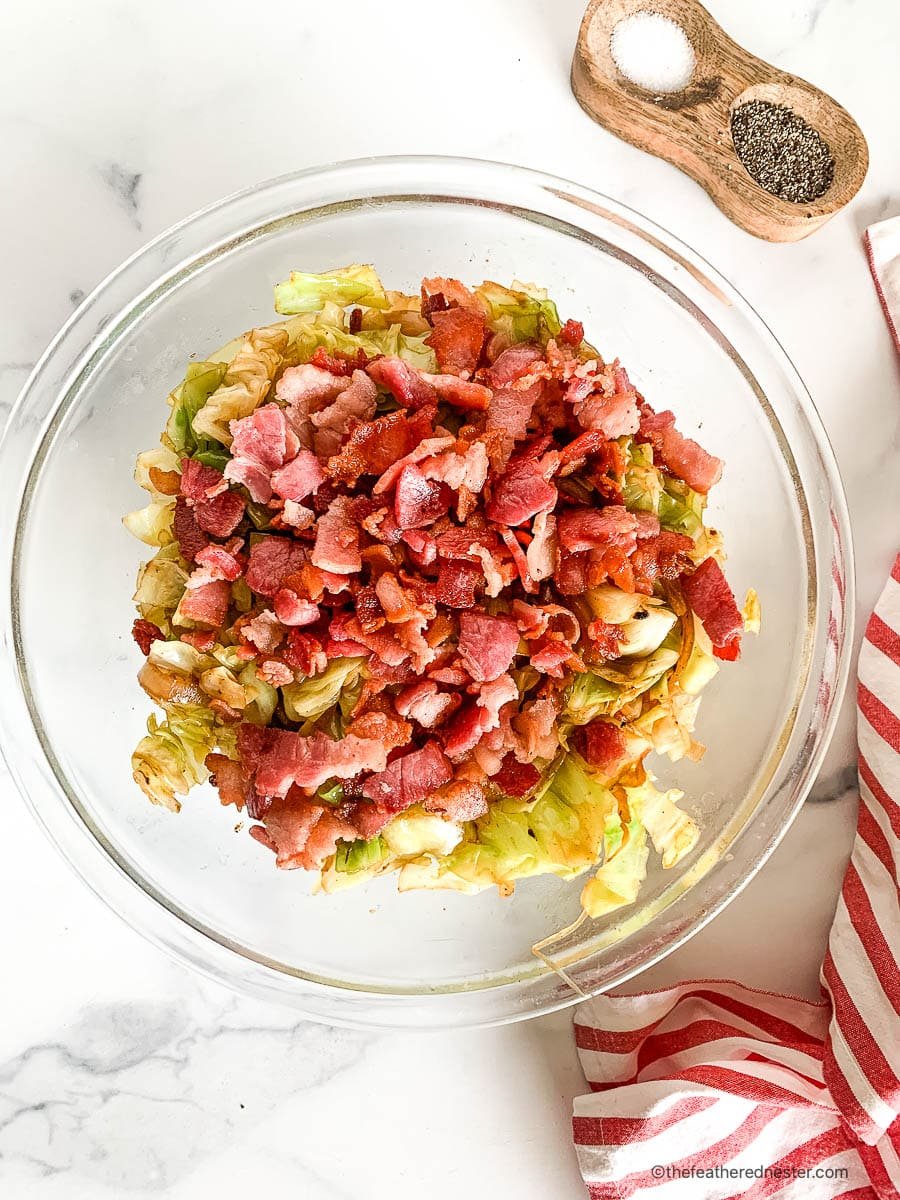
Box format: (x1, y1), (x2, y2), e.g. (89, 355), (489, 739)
(865, 217), (900, 356)
(571, 237), (900, 1199)
(572, 558), (900, 1199)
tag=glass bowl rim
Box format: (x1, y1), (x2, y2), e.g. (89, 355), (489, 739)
(0, 155), (855, 1028)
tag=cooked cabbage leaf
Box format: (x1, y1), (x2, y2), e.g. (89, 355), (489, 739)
(191, 327), (289, 447)
(282, 657), (366, 724)
(132, 704), (224, 812)
(274, 265), (390, 314)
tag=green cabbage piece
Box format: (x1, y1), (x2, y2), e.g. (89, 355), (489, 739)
(122, 500), (176, 547)
(622, 441), (663, 514)
(274, 265), (390, 314)
(581, 818), (649, 917)
(239, 664), (278, 726)
(397, 754), (619, 894)
(335, 836), (388, 874)
(565, 671), (621, 725)
(133, 544), (189, 630)
(131, 704), (223, 812)
(165, 361), (228, 456)
(628, 782), (699, 868)
(658, 478), (704, 538)
(282, 657), (366, 724)
(475, 280), (562, 344)
(288, 306), (436, 372)
(191, 326), (289, 447)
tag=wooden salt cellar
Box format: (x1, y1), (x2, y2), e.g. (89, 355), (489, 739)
(572, 0), (868, 242)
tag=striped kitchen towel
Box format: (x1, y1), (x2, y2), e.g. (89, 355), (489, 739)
(572, 555), (900, 1199)
(865, 217), (900, 356)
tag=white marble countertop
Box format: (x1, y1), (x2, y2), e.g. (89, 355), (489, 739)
(2, 1), (899, 1196)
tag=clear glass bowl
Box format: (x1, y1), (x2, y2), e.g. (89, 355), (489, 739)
(0, 157), (853, 1028)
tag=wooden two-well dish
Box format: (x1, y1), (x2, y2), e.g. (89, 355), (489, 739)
(572, 0), (868, 242)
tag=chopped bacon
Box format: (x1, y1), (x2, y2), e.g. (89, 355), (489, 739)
(557, 505), (638, 553)
(587, 618), (621, 660)
(570, 386), (639, 439)
(342, 618), (409, 667)
(424, 779), (488, 822)
(530, 640), (581, 678)
(180, 458), (225, 502)
(225, 405), (299, 503)
(498, 525), (536, 593)
(394, 464), (452, 530)
(206, 754), (253, 810)
(194, 541), (244, 582)
(559, 319), (584, 346)
(273, 590), (321, 627)
(361, 741), (453, 812)
(271, 449), (325, 503)
(485, 457), (557, 526)
(346, 701), (413, 751)
(132, 618), (162, 655)
(180, 629), (217, 652)
(176, 579), (231, 629)
(310, 369), (378, 459)
(311, 495), (361, 575)
(328, 407), (435, 484)
(309, 345), (369, 375)
(173, 499), (208, 566)
(419, 374), (492, 411)
(258, 658), (294, 687)
(251, 728), (389, 797)
(242, 610), (284, 654)
(457, 611), (519, 682)
(434, 558), (482, 608)
(366, 356), (436, 410)
(421, 289), (449, 321)
(259, 793), (357, 870)
(246, 537), (307, 597)
(401, 528), (438, 567)
(373, 436), (456, 495)
(578, 721), (628, 774)
(426, 306), (486, 375)
(493, 755), (540, 797)
(681, 557), (743, 657)
(638, 404), (723, 494)
(395, 679), (457, 729)
(421, 276), (478, 309)
(276, 364), (349, 447)
(512, 697), (559, 762)
(282, 629), (328, 675)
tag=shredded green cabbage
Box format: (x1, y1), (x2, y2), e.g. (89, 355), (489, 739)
(282, 657), (366, 724)
(274, 265), (390, 314)
(132, 704), (228, 812)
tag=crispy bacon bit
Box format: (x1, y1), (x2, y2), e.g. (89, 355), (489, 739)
(273, 590), (321, 627)
(485, 457), (557, 526)
(246, 537), (308, 597)
(251, 728), (389, 797)
(176, 579), (231, 630)
(419, 373), (492, 411)
(421, 290), (448, 321)
(395, 679), (457, 729)
(367, 356), (436, 410)
(426, 306), (486, 376)
(557, 505), (638, 553)
(457, 611), (519, 682)
(225, 406), (298, 503)
(435, 559), (482, 608)
(424, 779), (488, 821)
(587, 619), (621, 660)
(132, 618), (162, 655)
(282, 630), (328, 675)
(681, 557), (743, 657)
(149, 466), (181, 495)
(394, 464), (452, 530)
(206, 754), (253, 810)
(361, 741), (453, 811)
(493, 755), (540, 797)
(638, 403), (723, 494)
(311, 495), (362, 575)
(559, 319), (584, 346)
(271, 450), (325, 503)
(328, 408), (435, 484)
(310, 370), (378, 459)
(578, 721), (627, 774)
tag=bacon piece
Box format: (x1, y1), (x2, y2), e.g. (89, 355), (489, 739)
(328, 408), (435, 485)
(395, 679), (457, 729)
(176, 579), (231, 629)
(276, 364), (349, 447)
(374, 573), (416, 623)
(242, 610), (284, 654)
(530, 641), (582, 678)
(526, 511), (557, 583)
(578, 721), (628, 774)
(194, 489), (245, 538)
(681, 557), (743, 657)
(173, 496), (209, 562)
(441, 673), (518, 760)
(282, 629), (329, 675)
(512, 697), (559, 762)
(498, 526), (536, 593)
(342, 618), (409, 667)
(311, 495), (361, 575)
(310, 369), (378, 459)
(372, 436), (456, 495)
(638, 404), (723, 494)
(194, 541), (244, 582)
(260, 793), (357, 870)
(251, 728), (389, 797)
(587, 618), (621, 660)
(361, 741), (453, 812)
(258, 659), (294, 687)
(424, 779), (488, 822)
(570, 387), (639, 439)
(557, 505), (639, 553)
(419, 374), (492, 411)
(246, 537), (307, 597)
(425, 306), (486, 375)
(485, 457), (557, 526)
(422, 276), (478, 309)
(345, 704), (413, 751)
(181, 460), (245, 538)
(394, 464), (452, 530)
(273, 590), (321, 627)
(270, 449), (325, 502)
(401, 528), (438, 567)
(457, 611), (519, 682)
(132, 618), (162, 655)
(420, 442), (490, 498)
(559, 319), (584, 346)
(555, 550), (591, 596)
(180, 458), (225, 501)
(280, 501), (316, 530)
(206, 754), (253, 810)
(309, 345), (369, 375)
(493, 755), (540, 797)
(225, 405), (299, 503)
(366, 356), (436, 410)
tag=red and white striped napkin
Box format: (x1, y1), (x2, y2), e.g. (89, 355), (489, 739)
(571, 232), (900, 1199)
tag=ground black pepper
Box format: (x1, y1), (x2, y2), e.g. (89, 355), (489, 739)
(730, 100), (835, 204)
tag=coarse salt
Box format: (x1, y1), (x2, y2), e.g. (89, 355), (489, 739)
(610, 11), (695, 94)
